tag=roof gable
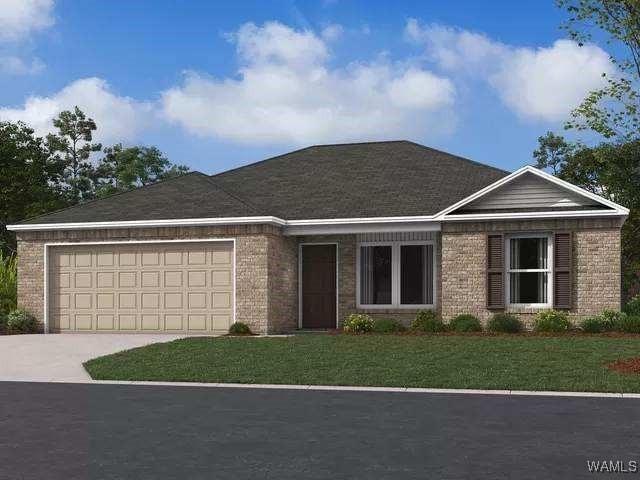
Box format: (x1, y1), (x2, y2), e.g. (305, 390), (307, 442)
(442, 166), (628, 217)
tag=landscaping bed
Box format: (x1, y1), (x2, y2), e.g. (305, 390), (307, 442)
(84, 334), (640, 393)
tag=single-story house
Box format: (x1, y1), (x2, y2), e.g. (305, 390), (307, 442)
(8, 141), (629, 334)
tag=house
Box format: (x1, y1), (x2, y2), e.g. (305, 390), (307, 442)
(8, 141), (629, 334)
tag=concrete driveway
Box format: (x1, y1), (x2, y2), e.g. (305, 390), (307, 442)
(0, 334), (184, 382)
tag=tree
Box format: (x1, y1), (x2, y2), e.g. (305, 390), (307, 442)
(46, 106), (102, 203)
(534, 134), (640, 298)
(533, 131), (577, 175)
(0, 121), (68, 254)
(558, 0), (640, 139)
(94, 144), (189, 197)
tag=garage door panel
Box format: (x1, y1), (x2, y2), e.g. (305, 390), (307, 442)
(49, 242), (233, 333)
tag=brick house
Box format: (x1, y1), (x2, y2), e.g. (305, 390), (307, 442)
(8, 141), (628, 334)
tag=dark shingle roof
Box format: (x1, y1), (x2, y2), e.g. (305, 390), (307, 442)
(18, 141), (509, 225)
(19, 172), (261, 224)
(212, 141), (509, 219)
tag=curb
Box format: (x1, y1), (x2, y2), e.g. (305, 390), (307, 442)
(4, 378), (639, 398)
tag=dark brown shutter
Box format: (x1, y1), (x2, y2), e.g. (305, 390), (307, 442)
(486, 233), (504, 309)
(553, 232), (572, 309)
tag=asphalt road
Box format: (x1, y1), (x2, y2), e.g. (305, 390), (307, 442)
(1, 382), (639, 480)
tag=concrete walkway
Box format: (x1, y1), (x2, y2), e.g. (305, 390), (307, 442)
(0, 334), (184, 382)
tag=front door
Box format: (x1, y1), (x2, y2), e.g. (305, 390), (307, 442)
(301, 244), (337, 329)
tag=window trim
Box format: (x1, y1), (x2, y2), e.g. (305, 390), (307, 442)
(356, 240), (436, 309)
(505, 233), (553, 308)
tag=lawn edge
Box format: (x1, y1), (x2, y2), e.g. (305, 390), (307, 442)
(6, 378), (640, 398)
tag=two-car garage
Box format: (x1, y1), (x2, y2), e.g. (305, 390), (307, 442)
(47, 241), (234, 333)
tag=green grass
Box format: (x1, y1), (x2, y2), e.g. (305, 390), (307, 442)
(83, 334), (640, 393)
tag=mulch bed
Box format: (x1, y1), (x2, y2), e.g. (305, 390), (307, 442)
(607, 357), (640, 375)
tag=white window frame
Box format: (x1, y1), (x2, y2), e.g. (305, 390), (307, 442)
(505, 233), (553, 308)
(356, 240), (436, 309)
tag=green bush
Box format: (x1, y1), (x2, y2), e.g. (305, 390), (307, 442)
(6, 309), (37, 333)
(410, 310), (445, 333)
(614, 315), (640, 334)
(533, 310), (572, 333)
(601, 310), (626, 331)
(0, 312), (6, 333)
(0, 252), (17, 317)
(343, 314), (374, 334)
(449, 314), (482, 332)
(579, 316), (608, 333)
(228, 322), (252, 335)
(487, 313), (523, 333)
(624, 295), (640, 317)
(371, 318), (406, 333)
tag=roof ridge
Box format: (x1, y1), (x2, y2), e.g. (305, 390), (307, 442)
(200, 176), (264, 215)
(16, 171), (204, 225)
(210, 145), (314, 179)
(401, 141), (511, 175)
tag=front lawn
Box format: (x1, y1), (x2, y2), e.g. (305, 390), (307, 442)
(84, 334), (640, 392)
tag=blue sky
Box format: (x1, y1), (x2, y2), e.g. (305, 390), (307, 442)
(0, 1), (615, 174)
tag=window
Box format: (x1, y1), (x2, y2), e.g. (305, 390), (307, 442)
(358, 242), (434, 308)
(506, 235), (552, 306)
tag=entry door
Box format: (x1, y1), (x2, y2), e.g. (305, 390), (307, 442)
(301, 244), (337, 329)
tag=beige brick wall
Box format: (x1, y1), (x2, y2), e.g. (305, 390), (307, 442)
(16, 224), (293, 335)
(441, 218), (624, 326)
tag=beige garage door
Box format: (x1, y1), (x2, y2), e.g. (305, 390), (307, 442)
(49, 241), (234, 333)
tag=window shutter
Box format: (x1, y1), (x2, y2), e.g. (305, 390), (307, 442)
(553, 232), (572, 309)
(486, 233), (504, 309)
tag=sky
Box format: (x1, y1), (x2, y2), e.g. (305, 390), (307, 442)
(0, 0), (617, 174)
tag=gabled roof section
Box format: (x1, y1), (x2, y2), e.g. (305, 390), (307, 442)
(211, 140), (509, 220)
(439, 166), (629, 219)
(16, 172), (264, 226)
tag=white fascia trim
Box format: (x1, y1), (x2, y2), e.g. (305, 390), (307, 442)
(287, 215), (438, 226)
(284, 221), (441, 236)
(7, 216), (287, 231)
(434, 165), (630, 218)
(442, 209), (627, 221)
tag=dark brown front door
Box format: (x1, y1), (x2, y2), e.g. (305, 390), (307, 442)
(301, 244), (337, 329)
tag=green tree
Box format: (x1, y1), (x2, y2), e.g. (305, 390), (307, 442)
(46, 106), (102, 202)
(94, 144), (189, 197)
(558, 0), (640, 139)
(0, 121), (67, 254)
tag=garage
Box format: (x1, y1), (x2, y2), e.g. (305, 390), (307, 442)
(48, 241), (234, 333)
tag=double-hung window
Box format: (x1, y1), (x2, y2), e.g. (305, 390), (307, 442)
(506, 234), (552, 307)
(358, 241), (435, 308)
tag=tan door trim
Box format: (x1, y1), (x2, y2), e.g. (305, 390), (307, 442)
(44, 238), (236, 334)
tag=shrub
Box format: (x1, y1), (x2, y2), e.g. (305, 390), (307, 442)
(487, 313), (523, 333)
(371, 318), (406, 333)
(0, 312), (6, 333)
(614, 315), (640, 334)
(343, 314), (374, 334)
(624, 295), (640, 317)
(533, 310), (572, 333)
(580, 316), (608, 333)
(449, 314), (482, 332)
(410, 310), (445, 333)
(0, 252), (17, 317)
(228, 322), (252, 335)
(600, 310), (626, 331)
(6, 309), (37, 333)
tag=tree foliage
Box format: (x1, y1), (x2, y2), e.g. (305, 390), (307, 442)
(558, 0), (640, 139)
(0, 121), (68, 253)
(46, 106), (102, 202)
(0, 107), (189, 254)
(95, 144), (189, 198)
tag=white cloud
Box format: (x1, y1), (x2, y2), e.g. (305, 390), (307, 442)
(161, 21), (455, 145)
(0, 55), (44, 74)
(406, 20), (614, 122)
(0, 0), (55, 42)
(0, 77), (152, 144)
